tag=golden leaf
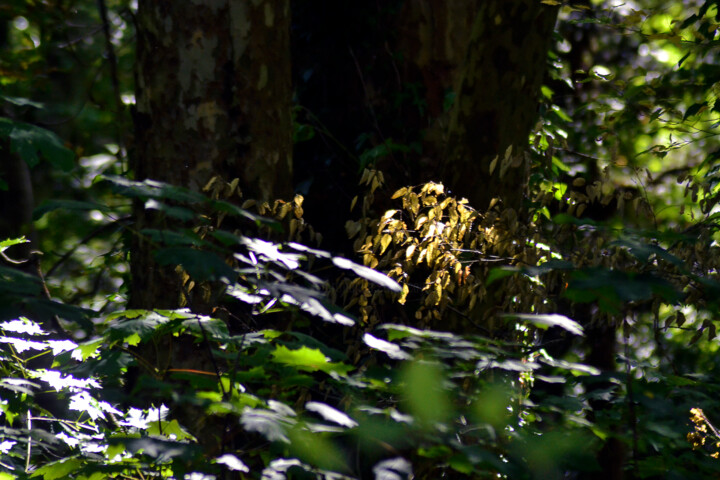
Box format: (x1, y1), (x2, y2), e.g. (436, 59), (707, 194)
(398, 283), (409, 305)
(228, 177), (240, 196)
(541, 0), (562, 4)
(427, 208), (435, 221)
(381, 209), (398, 223)
(415, 215), (428, 229)
(391, 187), (408, 199)
(416, 247), (426, 265)
(379, 234), (392, 255)
(439, 197), (453, 211)
(406, 244), (417, 260)
(203, 176), (219, 192)
(426, 223), (436, 238)
(489, 155), (499, 175)
(217, 211), (227, 228)
(409, 193), (420, 215)
(350, 196), (358, 211)
(362, 252), (374, 266)
(426, 242), (435, 266)
(425, 290), (439, 307)
(278, 202), (292, 220)
(371, 176), (381, 194)
(422, 195), (438, 207)
(359, 168), (371, 186)
(468, 294), (477, 311)
(241, 199), (256, 209)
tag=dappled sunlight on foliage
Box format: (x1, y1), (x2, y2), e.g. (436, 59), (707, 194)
(5, 0), (720, 479)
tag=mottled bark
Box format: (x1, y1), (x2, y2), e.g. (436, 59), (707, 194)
(130, 0), (292, 310)
(443, 0), (559, 211)
(396, 0), (478, 119)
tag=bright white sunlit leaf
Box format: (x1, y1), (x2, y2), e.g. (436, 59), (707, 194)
(32, 370), (101, 392)
(363, 333), (410, 360)
(0, 336), (46, 353)
(0, 439), (16, 453)
(0, 317), (45, 335)
(305, 401), (358, 428)
(47, 339), (77, 355)
(507, 313), (584, 336)
(216, 454), (250, 472)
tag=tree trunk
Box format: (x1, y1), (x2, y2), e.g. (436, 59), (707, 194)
(129, 0), (292, 310)
(442, 0), (559, 211)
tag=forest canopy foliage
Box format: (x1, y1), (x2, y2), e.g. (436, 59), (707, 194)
(2, 1), (720, 479)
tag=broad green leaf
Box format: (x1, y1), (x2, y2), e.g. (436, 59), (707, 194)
(103, 176), (207, 203)
(270, 345), (352, 375)
(33, 199), (111, 220)
(146, 419), (195, 441)
(74, 339), (103, 360)
(401, 360), (451, 425)
(0, 117), (74, 170)
(106, 311), (168, 343)
(106, 436), (200, 462)
(486, 266), (519, 285)
(143, 199), (198, 221)
(141, 229), (208, 247)
(155, 247), (235, 282)
(32, 458), (83, 480)
(288, 428), (349, 472)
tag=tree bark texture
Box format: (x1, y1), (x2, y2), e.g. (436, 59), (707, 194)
(396, 0), (477, 119)
(443, 0), (559, 212)
(130, 0), (292, 310)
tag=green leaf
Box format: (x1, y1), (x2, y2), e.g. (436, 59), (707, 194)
(146, 419), (195, 441)
(106, 436), (200, 462)
(0, 95), (44, 108)
(103, 176), (207, 203)
(154, 247), (235, 282)
(611, 238), (684, 268)
(143, 199), (198, 221)
(684, 102), (706, 120)
(0, 117), (74, 170)
(33, 199), (111, 220)
(141, 229), (208, 247)
(0, 237), (29, 253)
(32, 458), (82, 480)
(270, 345), (353, 375)
(106, 311), (167, 344)
(75, 338), (103, 360)
(401, 360), (452, 425)
(486, 266), (519, 285)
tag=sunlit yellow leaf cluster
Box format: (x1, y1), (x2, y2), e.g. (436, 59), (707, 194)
(688, 407), (720, 459)
(203, 175), (322, 245)
(339, 170), (550, 331)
